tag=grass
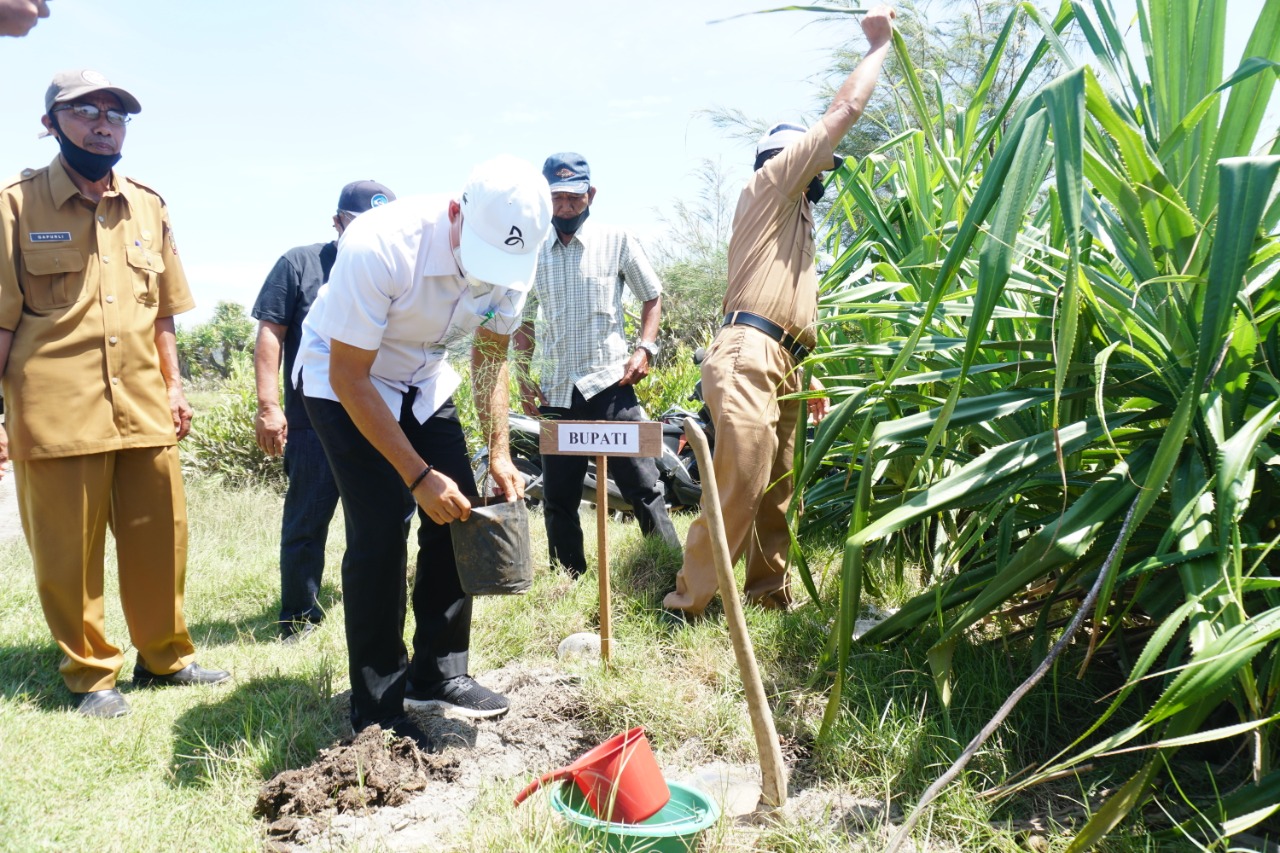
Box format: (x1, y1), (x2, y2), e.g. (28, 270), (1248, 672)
(0, 474), (1181, 851)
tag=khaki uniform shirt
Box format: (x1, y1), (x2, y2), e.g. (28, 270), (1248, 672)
(0, 156), (194, 460)
(723, 122), (835, 349)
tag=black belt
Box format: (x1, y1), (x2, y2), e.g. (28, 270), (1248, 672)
(722, 311), (809, 361)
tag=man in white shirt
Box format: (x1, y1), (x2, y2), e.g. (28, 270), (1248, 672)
(296, 155), (551, 747)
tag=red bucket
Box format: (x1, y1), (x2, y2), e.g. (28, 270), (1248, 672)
(513, 726), (671, 823)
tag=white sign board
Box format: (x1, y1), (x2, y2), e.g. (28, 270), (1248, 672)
(539, 419), (661, 458)
(557, 422), (640, 455)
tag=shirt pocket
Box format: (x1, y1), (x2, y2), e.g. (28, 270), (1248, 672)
(22, 248), (87, 311)
(583, 275), (617, 320)
(126, 244), (165, 306)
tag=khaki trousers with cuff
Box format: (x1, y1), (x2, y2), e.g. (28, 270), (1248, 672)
(14, 446), (196, 694)
(666, 325), (803, 615)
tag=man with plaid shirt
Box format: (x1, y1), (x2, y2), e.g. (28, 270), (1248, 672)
(514, 153), (679, 578)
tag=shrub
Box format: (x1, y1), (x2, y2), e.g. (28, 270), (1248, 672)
(633, 341), (705, 419)
(177, 301), (255, 380)
(181, 349), (284, 489)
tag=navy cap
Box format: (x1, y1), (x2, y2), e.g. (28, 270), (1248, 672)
(337, 180), (395, 214)
(542, 152), (591, 195)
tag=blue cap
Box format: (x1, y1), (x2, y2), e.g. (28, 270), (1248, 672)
(542, 152), (591, 194)
(337, 180), (395, 215)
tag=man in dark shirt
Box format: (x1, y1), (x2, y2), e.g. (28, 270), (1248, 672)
(252, 180), (395, 640)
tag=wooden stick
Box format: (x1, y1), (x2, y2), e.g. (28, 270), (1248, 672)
(597, 453), (611, 666)
(682, 419), (787, 807)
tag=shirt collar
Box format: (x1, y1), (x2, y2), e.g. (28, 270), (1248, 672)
(48, 155), (125, 210)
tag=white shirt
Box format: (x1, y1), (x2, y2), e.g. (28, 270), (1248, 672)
(295, 194), (527, 424)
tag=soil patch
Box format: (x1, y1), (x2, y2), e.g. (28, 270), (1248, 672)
(257, 726), (460, 825)
(259, 666), (595, 851)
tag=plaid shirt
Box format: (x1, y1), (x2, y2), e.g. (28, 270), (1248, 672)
(524, 220), (663, 407)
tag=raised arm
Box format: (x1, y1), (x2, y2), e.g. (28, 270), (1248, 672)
(820, 5), (896, 144)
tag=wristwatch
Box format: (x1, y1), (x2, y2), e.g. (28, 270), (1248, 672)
(636, 340), (660, 360)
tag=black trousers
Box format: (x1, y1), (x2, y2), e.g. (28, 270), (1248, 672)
(304, 391), (477, 729)
(540, 382), (680, 576)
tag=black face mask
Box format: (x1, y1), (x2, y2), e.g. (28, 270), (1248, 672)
(552, 205), (590, 236)
(50, 113), (120, 182)
(806, 176), (826, 205)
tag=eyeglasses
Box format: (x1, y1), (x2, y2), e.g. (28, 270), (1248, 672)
(52, 103), (131, 127)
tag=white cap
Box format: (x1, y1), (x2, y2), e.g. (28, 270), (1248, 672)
(458, 155), (552, 292)
(755, 121), (845, 171)
(756, 122), (807, 156)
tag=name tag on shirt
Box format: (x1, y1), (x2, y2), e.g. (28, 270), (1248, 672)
(29, 231), (72, 243)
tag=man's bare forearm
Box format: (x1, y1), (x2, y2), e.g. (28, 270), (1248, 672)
(153, 316), (183, 391)
(254, 322), (286, 408)
(330, 343), (427, 484)
(638, 296), (661, 343)
(472, 327), (512, 458)
(821, 6), (895, 143)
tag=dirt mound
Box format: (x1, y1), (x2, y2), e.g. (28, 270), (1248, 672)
(258, 666), (594, 851)
(257, 725), (460, 831)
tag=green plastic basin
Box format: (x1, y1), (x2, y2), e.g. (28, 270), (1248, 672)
(550, 779), (721, 852)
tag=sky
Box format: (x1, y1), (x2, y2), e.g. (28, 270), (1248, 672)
(1, 0), (1269, 327)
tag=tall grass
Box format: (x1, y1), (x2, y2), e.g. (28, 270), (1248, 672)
(795, 0), (1280, 846)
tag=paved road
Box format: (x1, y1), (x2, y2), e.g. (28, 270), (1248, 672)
(0, 467), (21, 544)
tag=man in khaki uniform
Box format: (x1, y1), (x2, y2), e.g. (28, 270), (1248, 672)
(664, 7), (896, 617)
(0, 69), (229, 718)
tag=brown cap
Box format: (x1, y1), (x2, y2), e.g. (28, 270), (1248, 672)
(44, 69), (141, 115)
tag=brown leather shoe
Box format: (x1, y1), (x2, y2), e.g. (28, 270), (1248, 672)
(75, 688), (130, 718)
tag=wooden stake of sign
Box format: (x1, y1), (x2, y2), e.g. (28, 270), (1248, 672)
(596, 454), (610, 662)
(540, 419), (662, 665)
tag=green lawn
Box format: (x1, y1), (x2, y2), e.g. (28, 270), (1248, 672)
(0, 476), (1165, 851)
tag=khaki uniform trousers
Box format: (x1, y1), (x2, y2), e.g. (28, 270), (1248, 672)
(14, 446), (195, 693)
(668, 325), (802, 615)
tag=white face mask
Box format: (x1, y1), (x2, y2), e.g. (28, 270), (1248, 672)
(453, 242), (496, 295)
